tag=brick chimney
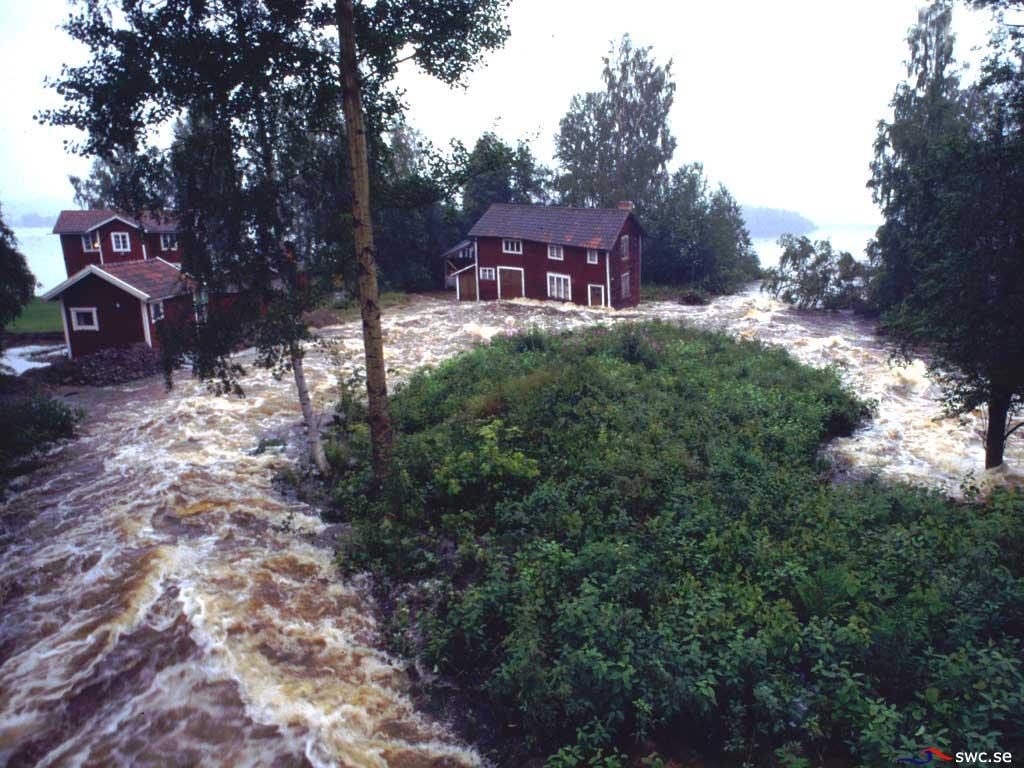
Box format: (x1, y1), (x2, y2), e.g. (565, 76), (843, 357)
(616, 200), (635, 211)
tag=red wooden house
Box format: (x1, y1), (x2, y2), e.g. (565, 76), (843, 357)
(453, 202), (643, 308)
(42, 210), (201, 359)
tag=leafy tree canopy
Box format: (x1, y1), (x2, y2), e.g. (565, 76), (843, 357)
(0, 205), (37, 345)
(461, 132), (551, 227)
(763, 235), (871, 312)
(644, 164), (760, 293)
(869, 0), (1024, 468)
(554, 34), (676, 213)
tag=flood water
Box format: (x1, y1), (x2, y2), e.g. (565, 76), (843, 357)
(1, 287), (1020, 767)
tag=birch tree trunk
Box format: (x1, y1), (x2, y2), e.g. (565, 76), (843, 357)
(292, 348), (330, 476)
(336, 0), (393, 484)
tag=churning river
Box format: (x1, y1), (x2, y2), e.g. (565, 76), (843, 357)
(1, 286), (1021, 767)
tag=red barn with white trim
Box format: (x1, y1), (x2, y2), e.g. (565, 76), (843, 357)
(455, 202), (643, 308)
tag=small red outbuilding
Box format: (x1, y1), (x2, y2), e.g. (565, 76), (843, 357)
(41, 259), (196, 360)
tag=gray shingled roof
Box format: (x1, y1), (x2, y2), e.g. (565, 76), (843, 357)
(100, 260), (192, 299)
(52, 209), (179, 235)
(467, 203), (641, 251)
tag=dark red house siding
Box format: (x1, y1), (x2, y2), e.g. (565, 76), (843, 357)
(59, 234), (101, 276)
(95, 221), (147, 265)
(59, 221), (152, 276)
(60, 275), (146, 358)
(476, 238), (611, 306)
(609, 216), (642, 309)
(145, 293), (195, 350)
(473, 222), (641, 308)
(144, 232), (182, 263)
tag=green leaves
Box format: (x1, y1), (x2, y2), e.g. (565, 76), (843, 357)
(330, 322), (1024, 765)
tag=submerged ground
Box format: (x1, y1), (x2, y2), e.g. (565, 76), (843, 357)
(0, 286), (1020, 766)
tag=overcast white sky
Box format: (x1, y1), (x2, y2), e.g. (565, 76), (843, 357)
(0, 0), (997, 229)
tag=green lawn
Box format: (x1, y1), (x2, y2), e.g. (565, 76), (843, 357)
(8, 299), (63, 334)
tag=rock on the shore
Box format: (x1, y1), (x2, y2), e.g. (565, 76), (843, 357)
(25, 344), (162, 387)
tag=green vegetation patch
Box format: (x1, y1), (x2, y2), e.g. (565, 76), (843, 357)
(7, 298), (63, 334)
(327, 322), (1024, 766)
(0, 393), (81, 497)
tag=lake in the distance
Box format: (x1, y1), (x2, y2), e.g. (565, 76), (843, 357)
(14, 225), (65, 295)
(752, 224), (878, 269)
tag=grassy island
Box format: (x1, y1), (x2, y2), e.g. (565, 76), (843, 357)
(327, 323), (1024, 767)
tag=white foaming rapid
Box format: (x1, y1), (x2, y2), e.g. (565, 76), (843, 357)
(1, 287), (1019, 766)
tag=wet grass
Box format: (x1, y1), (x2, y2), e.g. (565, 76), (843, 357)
(8, 298), (63, 334)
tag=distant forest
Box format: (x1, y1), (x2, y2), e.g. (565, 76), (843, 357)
(741, 206), (816, 238)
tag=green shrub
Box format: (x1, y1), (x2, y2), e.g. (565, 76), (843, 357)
(0, 394), (81, 496)
(327, 322), (1024, 765)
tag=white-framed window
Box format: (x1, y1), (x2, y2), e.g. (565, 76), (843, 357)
(547, 272), (571, 301)
(620, 235), (630, 260)
(587, 249), (599, 265)
(160, 234), (178, 251)
(622, 271), (631, 298)
(111, 231), (131, 252)
(70, 307), (99, 331)
(547, 244), (564, 261)
(150, 301), (165, 322)
(81, 232), (100, 252)
(502, 239), (523, 254)
(479, 267), (496, 280)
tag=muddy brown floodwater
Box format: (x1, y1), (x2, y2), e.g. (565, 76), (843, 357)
(1, 286), (1020, 767)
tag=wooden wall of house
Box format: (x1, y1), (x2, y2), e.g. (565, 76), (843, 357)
(144, 233), (182, 263)
(146, 293), (195, 350)
(59, 234), (102, 277)
(60, 274), (146, 358)
(474, 237), (611, 306)
(60, 221), (149, 277)
(610, 217), (642, 309)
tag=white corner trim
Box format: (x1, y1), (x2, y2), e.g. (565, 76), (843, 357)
(474, 239), (480, 302)
(59, 297), (72, 359)
(69, 306), (99, 331)
(140, 299), (153, 347)
(605, 251), (611, 309)
(41, 264), (152, 302)
(156, 257), (181, 270)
